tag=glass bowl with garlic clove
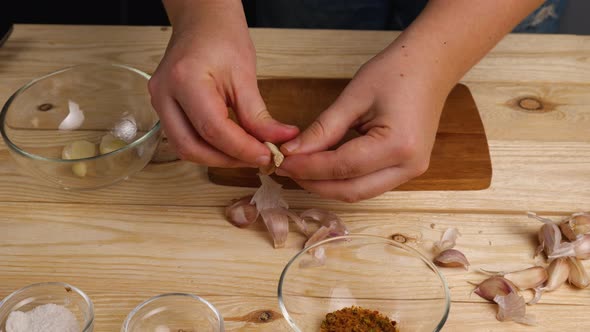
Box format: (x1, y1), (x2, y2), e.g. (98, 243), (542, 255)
(0, 64), (161, 190)
(278, 234), (450, 332)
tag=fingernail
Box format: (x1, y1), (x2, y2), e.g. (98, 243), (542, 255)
(285, 124), (299, 130)
(256, 155), (271, 166)
(281, 138), (300, 154)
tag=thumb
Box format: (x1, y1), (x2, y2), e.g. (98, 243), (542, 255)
(280, 92), (367, 155)
(234, 80), (299, 143)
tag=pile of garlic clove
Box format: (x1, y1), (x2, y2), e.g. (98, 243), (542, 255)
(224, 143), (348, 255)
(468, 211), (590, 326)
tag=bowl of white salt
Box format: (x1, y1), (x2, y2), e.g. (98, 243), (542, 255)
(0, 282), (94, 332)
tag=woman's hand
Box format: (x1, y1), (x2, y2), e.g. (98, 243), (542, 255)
(149, 0), (298, 168)
(276, 44), (449, 202)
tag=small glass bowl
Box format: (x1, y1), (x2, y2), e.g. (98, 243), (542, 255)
(0, 282), (94, 331)
(278, 234), (450, 332)
(0, 63), (161, 190)
(122, 293), (224, 332)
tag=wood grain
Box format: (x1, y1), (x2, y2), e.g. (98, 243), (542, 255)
(209, 81), (492, 191)
(0, 202), (588, 331)
(1, 25), (590, 332)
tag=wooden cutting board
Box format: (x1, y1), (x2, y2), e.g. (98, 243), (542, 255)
(208, 79), (491, 191)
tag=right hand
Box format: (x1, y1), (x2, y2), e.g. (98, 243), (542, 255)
(148, 0), (299, 168)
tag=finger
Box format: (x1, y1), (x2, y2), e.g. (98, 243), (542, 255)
(151, 94), (253, 168)
(233, 77), (300, 143)
(175, 78), (271, 166)
(294, 166), (414, 203)
(280, 84), (371, 155)
(277, 124), (414, 180)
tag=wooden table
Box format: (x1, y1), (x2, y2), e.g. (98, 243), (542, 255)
(1, 25), (589, 331)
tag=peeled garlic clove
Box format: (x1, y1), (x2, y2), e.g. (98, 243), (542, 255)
(433, 227), (460, 254)
(503, 266), (548, 290)
(62, 140), (97, 177)
(473, 276), (518, 302)
(567, 257), (590, 289)
(541, 258), (570, 292)
(225, 195), (257, 228)
(99, 134), (127, 154)
(62, 140), (97, 160)
(494, 292), (536, 326)
(433, 249), (470, 269)
(264, 142), (284, 167)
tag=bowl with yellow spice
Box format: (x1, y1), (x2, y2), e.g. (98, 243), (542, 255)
(0, 64), (161, 190)
(278, 234), (450, 332)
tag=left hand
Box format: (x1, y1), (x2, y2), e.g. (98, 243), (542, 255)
(276, 45), (452, 202)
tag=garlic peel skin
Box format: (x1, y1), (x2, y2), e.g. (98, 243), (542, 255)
(494, 292), (536, 326)
(225, 195), (257, 228)
(481, 266), (548, 290)
(433, 228), (460, 254)
(549, 234), (590, 260)
(473, 276), (517, 302)
(58, 100), (85, 130)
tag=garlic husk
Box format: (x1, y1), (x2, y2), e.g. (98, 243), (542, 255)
(494, 292), (536, 326)
(250, 174), (288, 212)
(58, 100), (85, 130)
(225, 195), (257, 228)
(549, 234), (590, 260)
(433, 228), (460, 254)
(473, 276), (518, 302)
(300, 209), (348, 237)
(527, 286), (543, 305)
(541, 257), (570, 292)
(566, 257), (590, 289)
(433, 249), (470, 269)
(260, 207), (290, 248)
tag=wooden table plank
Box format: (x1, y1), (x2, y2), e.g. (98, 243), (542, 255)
(1, 202), (588, 331)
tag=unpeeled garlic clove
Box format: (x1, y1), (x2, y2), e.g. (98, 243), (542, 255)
(535, 222), (563, 257)
(473, 276), (517, 302)
(541, 258), (570, 292)
(225, 195), (257, 228)
(433, 249), (470, 269)
(567, 257), (590, 289)
(260, 207), (290, 248)
(503, 267), (548, 290)
(570, 213), (590, 236)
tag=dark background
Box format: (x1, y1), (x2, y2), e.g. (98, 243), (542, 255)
(2, 0), (589, 34)
(4, 0), (260, 27)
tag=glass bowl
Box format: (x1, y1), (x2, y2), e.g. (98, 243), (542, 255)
(0, 282), (94, 332)
(122, 293), (224, 332)
(0, 64), (161, 190)
(278, 234), (450, 332)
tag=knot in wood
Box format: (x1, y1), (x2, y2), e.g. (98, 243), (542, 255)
(37, 103), (53, 112)
(391, 233), (407, 243)
(518, 97), (543, 111)
(258, 310), (273, 322)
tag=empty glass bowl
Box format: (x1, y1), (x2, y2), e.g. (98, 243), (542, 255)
(0, 282), (94, 332)
(278, 234), (450, 332)
(0, 64), (161, 190)
(122, 293), (224, 332)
